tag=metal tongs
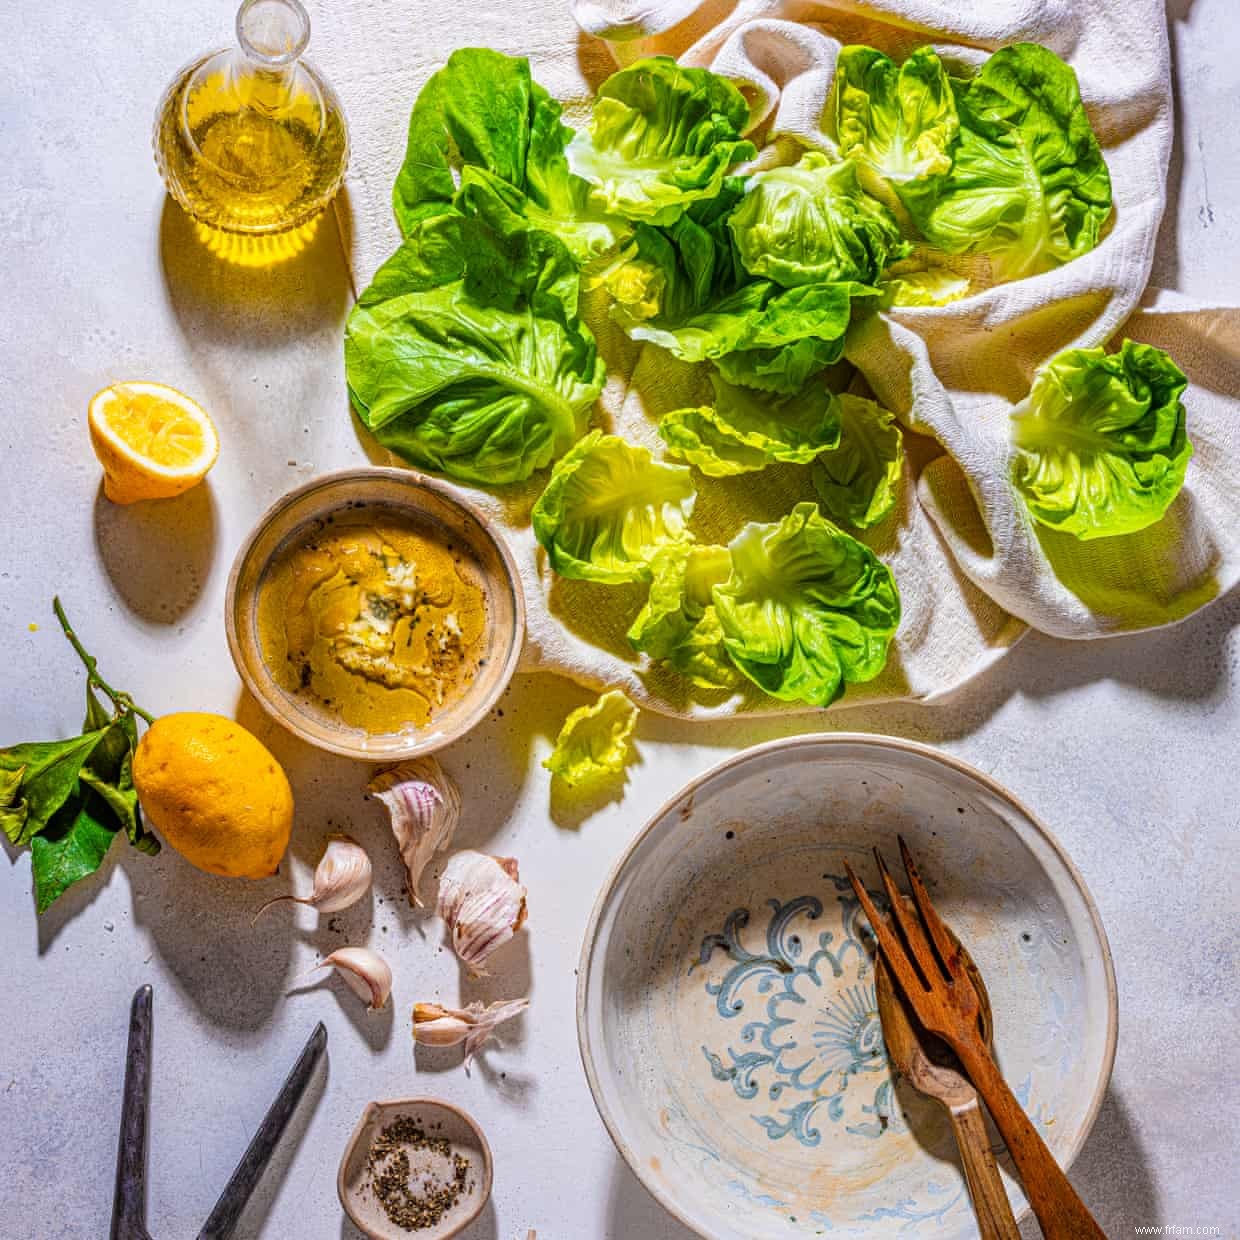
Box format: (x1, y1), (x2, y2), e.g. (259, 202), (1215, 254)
(111, 985), (327, 1240)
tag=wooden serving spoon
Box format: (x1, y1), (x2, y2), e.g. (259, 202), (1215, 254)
(875, 905), (1020, 1240)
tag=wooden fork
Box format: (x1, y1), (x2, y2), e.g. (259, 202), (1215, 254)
(845, 838), (1107, 1240)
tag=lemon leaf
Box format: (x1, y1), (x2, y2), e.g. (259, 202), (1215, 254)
(30, 787), (121, 913)
(0, 732), (108, 846)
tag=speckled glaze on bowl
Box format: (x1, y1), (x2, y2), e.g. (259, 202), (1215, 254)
(225, 468), (524, 761)
(578, 734), (1117, 1239)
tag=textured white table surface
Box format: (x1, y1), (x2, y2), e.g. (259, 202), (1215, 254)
(1, 2), (1237, 1237)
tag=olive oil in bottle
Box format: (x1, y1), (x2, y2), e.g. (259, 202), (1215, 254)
(153, 0), (348, 266)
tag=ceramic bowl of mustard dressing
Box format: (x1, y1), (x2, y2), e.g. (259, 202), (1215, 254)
(226, 468), (524, 760)
(578, 734), (1117, 1239)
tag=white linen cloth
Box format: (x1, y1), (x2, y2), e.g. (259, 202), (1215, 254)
(314, 0), (1239, 717)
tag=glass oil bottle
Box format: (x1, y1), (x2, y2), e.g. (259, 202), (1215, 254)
(153, 0), (348, 266)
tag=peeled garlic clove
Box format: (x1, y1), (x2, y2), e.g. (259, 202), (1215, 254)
(253, 836), (372, 923)
(412, 998), (529, 1065)
(436, 851), (527, 975)
(369, 757), (460, 908)
(311, 946), (392, 1010)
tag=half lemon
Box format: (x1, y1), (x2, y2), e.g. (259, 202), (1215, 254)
(88, 381), (220, 504)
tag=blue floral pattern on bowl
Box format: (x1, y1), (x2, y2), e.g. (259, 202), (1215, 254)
(696, 879), (905, 1147)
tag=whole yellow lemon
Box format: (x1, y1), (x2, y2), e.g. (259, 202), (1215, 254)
(133, 712), (293, 879)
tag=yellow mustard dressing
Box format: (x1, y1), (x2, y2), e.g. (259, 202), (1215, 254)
(257, 511), (487, 733)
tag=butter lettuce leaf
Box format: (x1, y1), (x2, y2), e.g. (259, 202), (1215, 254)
(458, 165), (628, 269)
(357, 208), (469, 308)
(659, 372), (841, 476)
(622, 279), (854, 377)
(532, 432), (697, 583)
(347, 206), (605, 486)
(567, 57), (757, 226)
(728, 152), (910, 288)
(346, 293), (604, 486)
(712, 502), (901, 706)
(543, 690), (638, 786)
(833, 45), (960, 184)
(1010, 339), (1191, 540)
(627, 545), (740, 689)
(603, 181), (878, 394)
(879, 267), (971, 307)
(394, 49), (626, 266)
(603, 179), (747, 328)
(711, 282), (879, 394)
(608, 233), (873, 393)
(898, 44), (1112, 280)
(395, 48), (535, 214)
(812, 395), (904, 528)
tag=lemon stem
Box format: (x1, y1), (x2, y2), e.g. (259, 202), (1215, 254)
(52, 595), (155, 725)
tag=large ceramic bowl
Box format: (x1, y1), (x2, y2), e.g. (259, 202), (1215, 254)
(578, 735), (1117, 1238)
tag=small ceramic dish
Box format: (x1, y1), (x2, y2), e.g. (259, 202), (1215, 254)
(578, 733), (1117, 1239)
(226, 468), (524, 761)
(337, 1098), (493, 1239)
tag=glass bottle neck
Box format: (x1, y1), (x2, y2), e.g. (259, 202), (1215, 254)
(229, 0), (313, 112)
(235, 0), (311, 72)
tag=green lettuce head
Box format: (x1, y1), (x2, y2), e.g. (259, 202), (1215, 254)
(833, 45), (960, 184)
(898, 44), (1112, 281)
(567, 57), (757, 226)
(532, 431), (697, 583)
(627, 545), (741, 689)
(1010, 339), (1192, 540)
(712, 502), (901, 706)
(728, 152), (910, 288)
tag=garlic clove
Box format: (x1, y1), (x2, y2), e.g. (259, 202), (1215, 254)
(436, 850), (527, 975)
(410, 1003), (471, 1047)
(310, 946), (392, 1010)
(369, 757), (461, 908)
(309, 836), (374, 913)
(411, 997), (529, 1066)
(253, 835), (372, 923)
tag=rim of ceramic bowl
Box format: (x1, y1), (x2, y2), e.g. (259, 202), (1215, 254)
(225, 467), (525, 761)
(576, 731), (1119, 1239)
(336, 1096), (494, 1239)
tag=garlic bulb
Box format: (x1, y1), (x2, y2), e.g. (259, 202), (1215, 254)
(369, 757), (460, 907)
(412, 998), (529, 1065)
(309, 946), (392, 1010)
(436, 851), (527, 974)
(253, 836), (372, 923)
